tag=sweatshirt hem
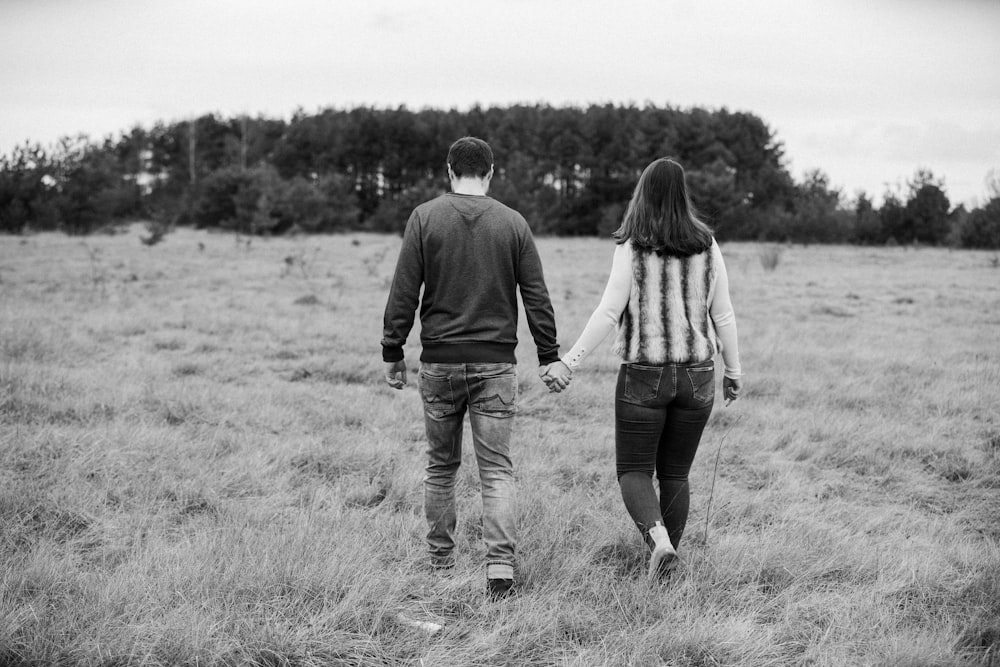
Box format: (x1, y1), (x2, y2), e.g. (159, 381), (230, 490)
(420, 342), (517, 364)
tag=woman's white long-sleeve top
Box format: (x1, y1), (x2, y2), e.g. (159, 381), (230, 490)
(561, 239), (741, 379)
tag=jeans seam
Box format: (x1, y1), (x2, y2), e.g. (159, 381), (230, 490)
(463, 367), (472, 409)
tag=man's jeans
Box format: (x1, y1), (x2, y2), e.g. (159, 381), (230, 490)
(418, 362), (518, 574)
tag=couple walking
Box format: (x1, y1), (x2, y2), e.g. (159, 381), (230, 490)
(381, 137), (742, 599)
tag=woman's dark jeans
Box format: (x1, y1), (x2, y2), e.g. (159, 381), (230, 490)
(615, 359), (715, 549)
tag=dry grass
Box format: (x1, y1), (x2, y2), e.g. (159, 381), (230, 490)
(1, 226), (998, 666)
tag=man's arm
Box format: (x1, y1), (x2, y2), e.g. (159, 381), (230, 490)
(516, 228), (560, 365)
(381, 211), (423, 385)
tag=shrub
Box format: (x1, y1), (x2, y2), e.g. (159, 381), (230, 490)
(0, 143), (60, 233)
(193, 165), (286, 233)
(365, 179), (442, 233)
(956, 197), (1000, 249)
(759, 244), (782, 271)
(192, 167), (244, 229)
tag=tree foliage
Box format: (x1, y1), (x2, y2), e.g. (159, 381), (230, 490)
(954, 197), (1000, 249)
(0, 142), (59, 233)
(904, 170), (951, 245)
(0, 104), (996, 247)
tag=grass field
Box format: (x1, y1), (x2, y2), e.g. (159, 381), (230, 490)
(2, 226), (999, 666)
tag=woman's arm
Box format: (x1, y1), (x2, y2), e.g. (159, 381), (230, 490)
(708, 241), (741, 379)
(561, 243), (632, 369)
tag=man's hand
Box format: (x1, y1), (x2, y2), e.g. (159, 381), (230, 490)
(539, 360), (573, 393)
(384, 360), (407, 390)
(723, 376), (742, 405)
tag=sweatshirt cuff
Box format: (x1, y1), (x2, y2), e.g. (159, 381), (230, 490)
(382, 345), (404, 363)
(537, 350), (560, 366)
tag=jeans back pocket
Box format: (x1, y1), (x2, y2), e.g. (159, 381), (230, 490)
(684, 365), (715, 405)
(623, 364), (663, 403)
(419, 371), (457, 419)
(471, 374), (518, 417)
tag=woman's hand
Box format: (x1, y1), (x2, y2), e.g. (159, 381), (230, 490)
(539, 361), (573, 393)
(723, 376), (742, 405)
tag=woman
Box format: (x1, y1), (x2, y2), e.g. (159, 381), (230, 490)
(557, 157), (742, 577)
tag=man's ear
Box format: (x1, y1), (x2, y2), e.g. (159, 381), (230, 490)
(485, 165), (494, 181)
(447, 163), (455, 180)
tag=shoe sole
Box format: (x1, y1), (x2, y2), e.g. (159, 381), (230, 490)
(649, 547), (677, 578)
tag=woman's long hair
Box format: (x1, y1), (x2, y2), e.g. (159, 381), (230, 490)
(613, 158), (713, 256)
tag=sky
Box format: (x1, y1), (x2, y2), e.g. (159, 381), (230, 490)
(2, 0), (999, 207)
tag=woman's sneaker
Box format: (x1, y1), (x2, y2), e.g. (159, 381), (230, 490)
(647, 522), (677, 578)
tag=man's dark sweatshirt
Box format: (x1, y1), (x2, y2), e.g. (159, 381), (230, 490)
(381, 192), (560, 366)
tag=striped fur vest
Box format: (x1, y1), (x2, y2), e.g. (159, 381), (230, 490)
(612, 241), (718, 364)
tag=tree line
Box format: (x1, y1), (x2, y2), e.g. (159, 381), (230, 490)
(1, 104), (998, 248)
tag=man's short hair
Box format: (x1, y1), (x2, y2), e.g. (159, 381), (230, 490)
(447, 137), (494, 179)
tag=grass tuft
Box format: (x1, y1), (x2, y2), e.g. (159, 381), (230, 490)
(172, 361), (203, 377)
(153, 338), (185, 351)
(293, 294), (321, 306)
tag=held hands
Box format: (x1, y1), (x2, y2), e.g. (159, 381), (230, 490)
(539, 360), (573, 393)
(723, 376), (742, 405)
(384, 360), (407, 390)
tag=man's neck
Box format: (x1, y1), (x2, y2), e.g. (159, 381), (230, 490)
(450, 177), (489, 196)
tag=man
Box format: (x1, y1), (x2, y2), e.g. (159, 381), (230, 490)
(381, 136), (571, 599)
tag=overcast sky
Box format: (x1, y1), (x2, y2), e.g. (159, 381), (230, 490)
(2, 0), (998, 207)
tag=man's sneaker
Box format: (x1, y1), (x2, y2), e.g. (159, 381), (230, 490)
(486, 562), (516, 599)
(487, 578), (515, 600)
